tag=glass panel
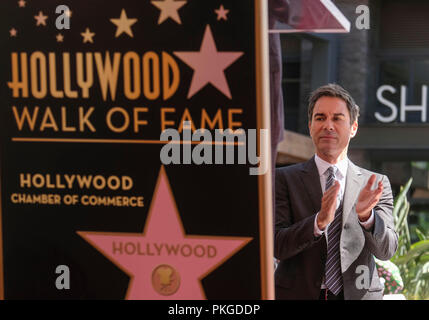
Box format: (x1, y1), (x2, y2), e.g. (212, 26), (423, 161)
(406, 60), (429, 123)
(280, 36), (301, 132)
(413, 61), (429, 123)
(380, 0), (429, 49)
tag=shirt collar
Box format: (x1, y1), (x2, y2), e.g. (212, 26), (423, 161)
(314, 154), (348, 179)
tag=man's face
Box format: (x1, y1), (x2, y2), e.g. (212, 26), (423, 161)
(308, 96), (358, 160)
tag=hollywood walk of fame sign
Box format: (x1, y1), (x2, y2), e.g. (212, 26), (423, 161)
(0, 0), (273, 299)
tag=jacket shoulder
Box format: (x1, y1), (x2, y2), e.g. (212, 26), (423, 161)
(275, 161), (307, 177)
(350, 162), (390, 182)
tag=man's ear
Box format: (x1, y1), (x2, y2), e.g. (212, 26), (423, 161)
(350, 120), (358, 138)
(308, 121), (312, 136)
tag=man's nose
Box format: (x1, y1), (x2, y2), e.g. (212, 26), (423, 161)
(323, 119), (334, 130)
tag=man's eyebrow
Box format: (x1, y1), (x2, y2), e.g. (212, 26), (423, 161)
(313, 113), (325, 117)
(313, 112), (346, 118)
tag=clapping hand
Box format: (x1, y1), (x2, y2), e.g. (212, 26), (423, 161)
(316, 180), (341, 231)
(356, 174), (383, 222)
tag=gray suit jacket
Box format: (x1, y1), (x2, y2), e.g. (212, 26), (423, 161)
(274, 157), (398, 300)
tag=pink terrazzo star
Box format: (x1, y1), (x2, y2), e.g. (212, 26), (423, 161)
(173, 25), (243, 99)
(78, 166), (252, 299)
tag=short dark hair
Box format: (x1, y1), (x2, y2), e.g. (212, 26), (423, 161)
(308, 83), (360, 125)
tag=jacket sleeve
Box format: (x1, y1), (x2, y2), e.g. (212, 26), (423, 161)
(362, 174), (398, 260)
(274, 169), (324, 260)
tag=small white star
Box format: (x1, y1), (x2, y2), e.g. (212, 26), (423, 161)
(81, 28), (95, 43)
(34, 11), (48, 26)
(215, 5), (229, 21)
(10, 28), (18, 37)
(56, 33), (64, 42)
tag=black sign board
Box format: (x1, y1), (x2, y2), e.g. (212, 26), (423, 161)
(0, 0), (272, 299)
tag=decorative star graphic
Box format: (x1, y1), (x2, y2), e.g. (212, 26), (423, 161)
(215, 4), (229, 21)
(151, 0), (187, 25)
(78, 167), (251, 299)
(174, 25), (243, 99)
(56, 33), (64, 43)
(81, 28), (95, 43)
(9, 28), (18, 37)
(18, 0), (26, 8)
(110, 9), (138, 38)
(34, 11), (48, 26)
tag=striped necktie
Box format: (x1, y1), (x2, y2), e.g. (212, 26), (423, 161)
(324, 166), (343, 295)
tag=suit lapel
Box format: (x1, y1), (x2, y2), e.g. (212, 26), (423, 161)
(299, 157), (323, 214)
(342, 160), (364, 227)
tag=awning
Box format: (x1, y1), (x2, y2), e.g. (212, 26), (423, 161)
(269, 0), (350, 33)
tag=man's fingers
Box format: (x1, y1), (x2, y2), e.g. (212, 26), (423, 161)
(323, 188), (340, 205)
(370, 196), (382, 209)
(324, 182), (340, 199)
(325, 180), (340, 194)
(360, 185), (383, 212)
(357, 178), (384, 215)
(365, 174), (377, 190)
(364, 188), (383, 204)
(322, 182), (340, 209)
(371, 183), (383, 198)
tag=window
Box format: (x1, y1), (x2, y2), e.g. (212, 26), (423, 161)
(280, 35), (301, 132)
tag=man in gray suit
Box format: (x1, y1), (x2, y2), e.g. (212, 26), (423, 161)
(274, 84), (398, 300)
